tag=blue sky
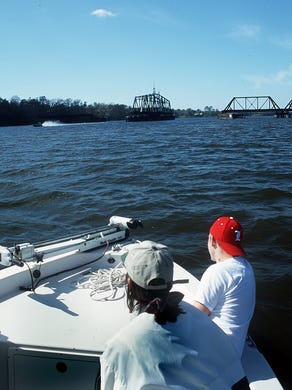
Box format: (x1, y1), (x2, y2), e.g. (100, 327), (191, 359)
(1, 0), (292, 110)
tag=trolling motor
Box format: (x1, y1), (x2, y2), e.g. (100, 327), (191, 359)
(0, 216), (142, 268)
(109, 216), (143, 229)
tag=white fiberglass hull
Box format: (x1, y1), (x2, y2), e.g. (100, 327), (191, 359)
(0, 217), (282, 389)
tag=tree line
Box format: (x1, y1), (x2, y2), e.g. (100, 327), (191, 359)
(0, 96), (218, 126)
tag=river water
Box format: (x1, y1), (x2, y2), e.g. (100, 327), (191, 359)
(0, 117), (291, 387)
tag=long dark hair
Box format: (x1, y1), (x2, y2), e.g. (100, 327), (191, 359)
(126, 277), (185, 325)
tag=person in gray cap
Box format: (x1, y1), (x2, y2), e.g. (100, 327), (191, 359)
(100, 240), (245, 390)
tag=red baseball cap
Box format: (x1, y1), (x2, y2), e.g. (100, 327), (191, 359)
(210, 216), (245, 256)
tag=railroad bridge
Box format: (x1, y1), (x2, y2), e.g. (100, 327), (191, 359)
(219, 96), (292, 118)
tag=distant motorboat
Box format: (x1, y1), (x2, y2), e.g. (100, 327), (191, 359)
(33, 114), (107, 127)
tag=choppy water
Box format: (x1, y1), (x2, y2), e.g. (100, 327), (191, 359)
(0, 117), (291, 387)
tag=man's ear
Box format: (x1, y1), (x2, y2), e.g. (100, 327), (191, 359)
(211, 235), (217, 248)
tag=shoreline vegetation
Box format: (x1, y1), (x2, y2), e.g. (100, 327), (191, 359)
(0, 96), (219, 127)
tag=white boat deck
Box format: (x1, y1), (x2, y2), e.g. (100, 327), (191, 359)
(0, 237), (283, 389)
(0, 252), (197, 351)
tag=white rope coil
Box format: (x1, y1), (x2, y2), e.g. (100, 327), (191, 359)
(76, 262), (127, 301)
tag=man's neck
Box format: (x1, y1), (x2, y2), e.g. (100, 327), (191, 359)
(215, 250), (233, 263)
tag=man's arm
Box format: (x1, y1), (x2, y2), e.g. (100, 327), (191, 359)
(193, 300), (211, 316)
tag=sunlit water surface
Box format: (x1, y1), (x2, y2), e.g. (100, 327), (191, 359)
(0, 117), (291, 387)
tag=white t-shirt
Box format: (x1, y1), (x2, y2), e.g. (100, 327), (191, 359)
(194, 257), (256, 355)
(100, 300), (244, 390)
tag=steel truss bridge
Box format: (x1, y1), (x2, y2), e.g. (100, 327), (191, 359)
(219, 96), (292, 118)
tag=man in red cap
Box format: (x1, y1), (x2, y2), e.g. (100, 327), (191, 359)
(193, 216), (256, 356)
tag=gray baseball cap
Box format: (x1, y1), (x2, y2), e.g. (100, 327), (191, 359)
(124, 240), (174, 290)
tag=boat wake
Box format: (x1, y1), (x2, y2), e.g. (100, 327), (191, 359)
(42, 120), (63, 127)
